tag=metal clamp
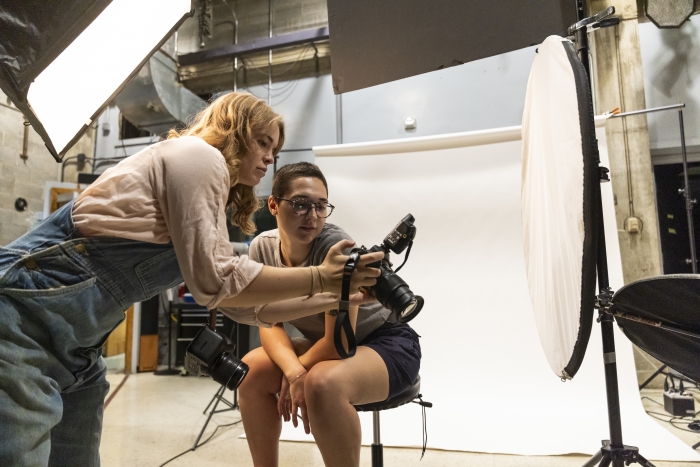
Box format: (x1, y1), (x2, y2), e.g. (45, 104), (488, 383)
(595, 287), (614, 312)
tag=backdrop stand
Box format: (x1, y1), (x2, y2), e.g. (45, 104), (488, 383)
(571, 4), (654, 466)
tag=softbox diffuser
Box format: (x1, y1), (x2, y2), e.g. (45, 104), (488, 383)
(612, 275), (700, 383)
(326, 0), (577, 93)
(521, 36), (599, 380)
(0, 0), (193, 161)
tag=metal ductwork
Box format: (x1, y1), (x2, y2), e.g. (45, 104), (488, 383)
(114, 50), (205, 136)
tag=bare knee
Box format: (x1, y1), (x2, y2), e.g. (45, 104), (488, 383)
(239, 347), (281, 396)
(305, 366), (344, 405)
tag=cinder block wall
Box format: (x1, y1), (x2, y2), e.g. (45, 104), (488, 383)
(0, 90), (94, 246)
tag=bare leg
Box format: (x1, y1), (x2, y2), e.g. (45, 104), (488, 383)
(238, 347), (284, 467)
(305, 346), (389, 467)
(238, 338), (313, 467)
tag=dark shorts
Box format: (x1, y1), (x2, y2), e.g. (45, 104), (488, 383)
(359, 322), (421, 399)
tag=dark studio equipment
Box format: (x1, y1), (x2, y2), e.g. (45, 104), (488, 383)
(185, 309), (249, 391)
(663, 375), (696, 417)
(645, 0), (694, 29)
(608, 276), (700, 384)
(326, 0), (577, 93)
(0, 0), (193, 161)
(522, 4), (700, 467)
(334, 214), (424, 358)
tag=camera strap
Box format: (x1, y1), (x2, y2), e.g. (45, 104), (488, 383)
(334, 252), (359, 358)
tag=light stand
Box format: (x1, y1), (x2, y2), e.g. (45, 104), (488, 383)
(678, 109), (698, 274)
(191, 310), (242, 451)
(570, 3), (655, 466)
(606, 104), (698, 391)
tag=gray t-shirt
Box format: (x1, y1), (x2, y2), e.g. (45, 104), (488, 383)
(249, 223), (392, 342)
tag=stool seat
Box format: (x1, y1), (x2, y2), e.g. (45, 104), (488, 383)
(355, 376), (421, 412)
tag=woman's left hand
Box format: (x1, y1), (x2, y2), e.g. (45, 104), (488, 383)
(278, 376), (292, 422)
(349, 288), (377, 306)
(289, 372), (310, 434)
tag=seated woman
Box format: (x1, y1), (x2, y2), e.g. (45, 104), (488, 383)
(237, 162), (422, 467)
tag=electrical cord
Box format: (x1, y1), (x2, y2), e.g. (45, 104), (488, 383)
(157, 417), (242, 467)
(641, 396), (662, 406)
(645, 411), (700, 434)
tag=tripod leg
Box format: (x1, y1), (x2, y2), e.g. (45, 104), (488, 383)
(582, 450), (603, 467)
(193, 386), (225, 450)
(638, 364), (667, 391)
(202, 384), (225, 414)
(598, 453), (612, 467)
(636, 453), (656, 467)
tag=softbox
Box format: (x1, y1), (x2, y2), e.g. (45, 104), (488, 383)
(326, 0), (577, 93)
(0, 0), (193, 161)
(521, 35), (599, 380)
(612, 275), (700, 383)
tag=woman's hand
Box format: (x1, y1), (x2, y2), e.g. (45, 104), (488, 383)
(349, 288), (378, 306)
(277, 376), (292, 422)
(318, 240), (384, 294)
(289, 371), (310, 434)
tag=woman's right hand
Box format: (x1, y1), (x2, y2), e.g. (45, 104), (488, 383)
(318, 240), (383, 294)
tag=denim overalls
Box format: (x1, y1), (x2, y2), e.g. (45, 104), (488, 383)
(0, 200), (184, 466)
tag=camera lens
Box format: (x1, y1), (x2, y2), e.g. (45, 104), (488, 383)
(209, 353), (249, 390)
(372, 267), (423, 323)
(400, 296), (424, 322)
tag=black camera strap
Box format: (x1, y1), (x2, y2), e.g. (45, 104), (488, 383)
(333, 252), (359, 358)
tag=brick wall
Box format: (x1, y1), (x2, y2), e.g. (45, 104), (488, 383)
(0, 90), (94, 246)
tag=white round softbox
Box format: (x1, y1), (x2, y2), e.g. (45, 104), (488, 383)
(521, 36), (599, 380)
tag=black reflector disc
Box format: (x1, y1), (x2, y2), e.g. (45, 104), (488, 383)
(521, 36), (599, 379)
(612, 275), (700, 383)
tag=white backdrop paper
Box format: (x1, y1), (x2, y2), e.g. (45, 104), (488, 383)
(274, 123), (700, 461)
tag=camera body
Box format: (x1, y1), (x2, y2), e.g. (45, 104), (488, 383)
(353, 214), (423, 323)
(185, 326), (249, 390)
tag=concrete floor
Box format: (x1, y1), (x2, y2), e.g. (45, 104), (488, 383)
(101, 373), (700, 467)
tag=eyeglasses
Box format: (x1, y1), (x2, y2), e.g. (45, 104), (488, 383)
(276, 197), (335, 218)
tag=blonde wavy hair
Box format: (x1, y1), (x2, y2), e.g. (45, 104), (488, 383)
(168, 92), (285, 235)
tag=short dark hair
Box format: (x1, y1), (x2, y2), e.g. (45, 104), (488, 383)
(271, 162), (329, 198)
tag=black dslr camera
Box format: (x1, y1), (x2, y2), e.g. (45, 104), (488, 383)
(353, 214), (424, 323)
(185, 325), (249, 390)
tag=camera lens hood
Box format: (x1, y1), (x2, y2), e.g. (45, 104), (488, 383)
(210, 353), (249, 390)
(373, 271), (423, 322)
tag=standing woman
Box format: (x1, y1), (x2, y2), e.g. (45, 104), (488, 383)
(0, 93), (382, 467)
(236, 162), (422, 467)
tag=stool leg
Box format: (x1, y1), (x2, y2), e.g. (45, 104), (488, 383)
(372, 411), (383, 467)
